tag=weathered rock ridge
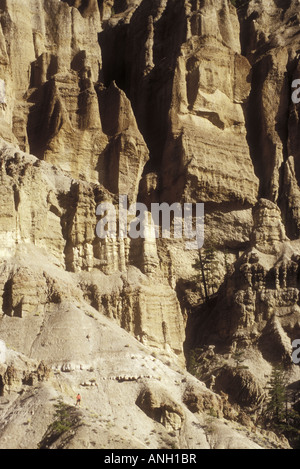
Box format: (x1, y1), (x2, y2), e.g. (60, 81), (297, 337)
(0, 0), (299, 449)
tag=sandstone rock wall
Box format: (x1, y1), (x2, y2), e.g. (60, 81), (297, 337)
(1, 0), (300, 449)
(0, 0), (261, 366)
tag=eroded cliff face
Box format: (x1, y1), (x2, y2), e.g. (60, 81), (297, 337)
(0, 0), (299, 449)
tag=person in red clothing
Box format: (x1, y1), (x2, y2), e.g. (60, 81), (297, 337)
(76, 393), (81, 407)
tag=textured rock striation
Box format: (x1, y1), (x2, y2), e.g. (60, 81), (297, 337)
(0, 0), (300, 450)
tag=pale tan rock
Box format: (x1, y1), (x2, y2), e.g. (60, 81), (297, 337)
(0, 0), (300, 451)
(162, 39), (258, 207)
(250, 199), (288, 254)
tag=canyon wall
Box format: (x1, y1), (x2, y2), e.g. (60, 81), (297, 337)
(0, 0), (299, 449)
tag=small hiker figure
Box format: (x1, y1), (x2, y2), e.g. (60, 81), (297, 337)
(76, 393), (81, 407)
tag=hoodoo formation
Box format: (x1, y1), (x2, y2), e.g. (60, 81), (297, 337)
(0, 0), (300, 450)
